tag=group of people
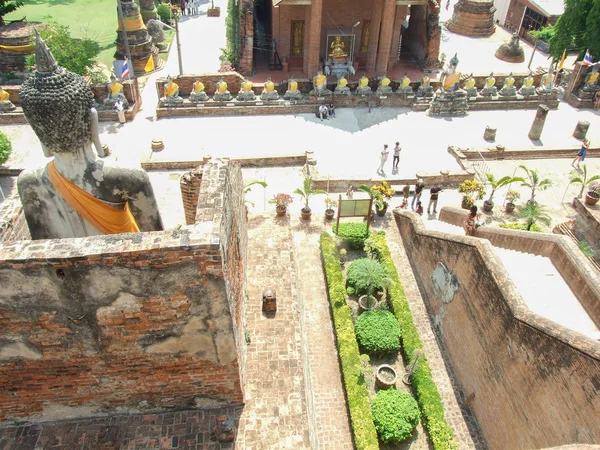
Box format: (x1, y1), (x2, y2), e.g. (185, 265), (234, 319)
(318, 103), (336, 120)
(178, 0), (201, 15)
(378, 142), (402, 173)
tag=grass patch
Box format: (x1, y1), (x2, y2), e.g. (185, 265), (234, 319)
(364, 232), (458, 450)
(499, 222), (543, 232)
(320, 232), (379, 450)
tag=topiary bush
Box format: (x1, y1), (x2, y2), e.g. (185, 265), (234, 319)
(372, 389), (420, 444)
(346, 258), (389, 296)
(0, 131), (12, 166)
(355, 309), (401, 354)
(157, 4), (172, 24)
(333, 221), (370, 249)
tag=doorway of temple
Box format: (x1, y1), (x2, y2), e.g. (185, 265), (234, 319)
(253, 0), (274, 73)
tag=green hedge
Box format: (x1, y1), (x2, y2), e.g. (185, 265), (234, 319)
(364, 232), (458, 450)
(333, 221), (370, 249)
(320, 233), (379, 450)
(0, 132), (11, 166)
(499, 222), (542, 232)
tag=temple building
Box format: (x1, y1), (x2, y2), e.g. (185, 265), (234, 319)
(238, 0), (442, 76)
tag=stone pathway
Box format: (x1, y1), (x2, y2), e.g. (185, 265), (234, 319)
(291, 220), (353, 449)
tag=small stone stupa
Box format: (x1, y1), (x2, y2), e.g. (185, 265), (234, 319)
(115, 0), (159, 74)
(495, 32), (525, 63)
(445, 0), (496, 37)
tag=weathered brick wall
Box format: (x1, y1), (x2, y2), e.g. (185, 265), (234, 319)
(393, 210), (600, 449)
(0, 161), (247, 423)
(0, 191), (30, 244)
(504, 0), (526, 31)
(180, 169), (202, 225)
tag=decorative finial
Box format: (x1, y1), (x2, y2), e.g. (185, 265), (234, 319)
(34, 29), (58, 74)
(450, 53), (459, 66)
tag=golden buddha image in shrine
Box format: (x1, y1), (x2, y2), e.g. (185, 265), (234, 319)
(328, 35), (351, 61)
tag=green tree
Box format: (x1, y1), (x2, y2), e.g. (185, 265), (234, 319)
(549, 0), (600, 60)
(0, 0), (24, 27)
(516, 202), (552, 231)
(26, 19), (100, 76)
(513, 165), (553, 205)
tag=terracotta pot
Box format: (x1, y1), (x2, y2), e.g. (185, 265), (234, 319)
(207, 7), (220, 17)
(300, 208), (312, 221)
(483, 200), (493, 212)
(324, 209), (335, 220)
(358, 295), (378, 312)
(585, 191), (599, 206)
(375, 364), (397, 389)
(505, 202), (515, 213)
(276, 205), (287, 217)
(376, 205), (388, 216)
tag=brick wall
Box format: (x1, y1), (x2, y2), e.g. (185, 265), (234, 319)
(180, 169), (203, 225)
(0, 160), (247, 423)
(505, 0), (526, 31)
(0, 191), (31, 245)
(393, 210), (600, 449)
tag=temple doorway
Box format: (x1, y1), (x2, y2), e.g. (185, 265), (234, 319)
(400, 4), (428, 65)
(253, 0), (274, 72)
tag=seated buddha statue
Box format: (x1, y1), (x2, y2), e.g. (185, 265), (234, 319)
(417, 75), (433, 98)
(214, 77), (233, 101)
(159, 75), (184, 106)
(334, 75), (350, 95)
(190, 78), (208, 102)
(519, 71), (536, 96)
(357, 73), (372, 95)
(499, 72), (517, 97)
(480, 72), (498, 96)
(537, 69), (557, 95)
(261, 76), (279, 101)
(398, 73), (413, 94)
(376, 74), (392, 96)
(464, 74), (477, 97)
(103, 74), (129, 109)
(283, 76), (303, 100)
(329, 36), (348, 60)
(17, 32), (163, 240)
(0, 88), (15, 112)
(237, 79), (256, 101)
(310, 70), (331, 96)
(438, 54), (462, 93)
(582, 66), (600, 92)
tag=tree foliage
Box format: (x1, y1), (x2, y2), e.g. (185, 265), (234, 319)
(549, 0), (600, 60)
(0, 0), (24, 27)
(26, 19), (100, 76)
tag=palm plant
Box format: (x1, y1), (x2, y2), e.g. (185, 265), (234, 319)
(516, 202), (552, 231)
(514, 165), (553, 205)
(294, 175), (327, 215)
(483, 173), (514, 210)
(243, 180), (267, 207)
(570, 164), (600, 199)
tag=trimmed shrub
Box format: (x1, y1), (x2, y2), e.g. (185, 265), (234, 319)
(0, 131), (12, 166)
(320, 233), (379, 450)
(346, 258), (389, 296)
(364, 232), (458, 450)
(372, 389), (420, 444)
(333, 221), (370, 249)
(355, 310), (401, 354)
(499, 222), (542, 232)
(157, 4), (172, 24)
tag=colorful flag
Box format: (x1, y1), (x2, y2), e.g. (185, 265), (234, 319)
(144, 55), (154, 73)
(557, 49), (566, 71)
(121, 57), (130, 80)
(445, 0), (450, 10)
(583, 49), (594, 67)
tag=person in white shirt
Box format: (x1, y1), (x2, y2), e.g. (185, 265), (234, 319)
(378, 144), (389, 173)
(319, 104), (329, 121)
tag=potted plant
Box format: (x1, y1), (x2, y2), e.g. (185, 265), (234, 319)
(294, 175), (327, 221)
(324, 197), (336, 220)
(483, 173), (514, 212)
(375, 364), (398, 389)
(458, 179), (485, 209)
(513, 165), (552, 205)
(359, 181), (395, 216)
(504, 190), (520, 213)
(207, 0), (220, 17)
(570, 165), (600, 206)
(269, 193), (293, 217)
(243, 179), (267, 217)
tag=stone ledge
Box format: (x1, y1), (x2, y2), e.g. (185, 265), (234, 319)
(142, 154), (306, 171)
(0, 103), (141, 124)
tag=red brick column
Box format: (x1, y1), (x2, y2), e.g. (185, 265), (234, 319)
(180, 170), (202, 225)
(238, 6), (254, 75)
(366, 0), (384, 72)
(306, 0), (323, 76)
(424, 4), (442, 69)
(376, 0), (396, 75)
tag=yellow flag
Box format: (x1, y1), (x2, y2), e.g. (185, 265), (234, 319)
(144, 55), (155, 73)
(557, 49), (566, 71)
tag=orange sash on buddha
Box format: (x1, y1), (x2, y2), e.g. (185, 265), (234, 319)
(47, 161), (140, 234)
(443, 72), (461, 90)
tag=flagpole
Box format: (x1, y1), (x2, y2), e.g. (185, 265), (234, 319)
(117, 0), (140, 107)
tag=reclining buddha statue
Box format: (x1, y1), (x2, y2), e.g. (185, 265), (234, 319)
(17, 32), (163, 240)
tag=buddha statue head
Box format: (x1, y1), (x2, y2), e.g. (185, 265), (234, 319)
(242, 79), (253, 91)
(448, 53), (459, 72)
(21, 32), (102, 158)
(194, 79), (205, 92)
(265, 77), (274, 91)
(381, 75), (390, 87)
(486, 72), (495, 87)
(288, 76), (298, 91)
(505, 72), (515, 87)
(401, 73), (410, 88)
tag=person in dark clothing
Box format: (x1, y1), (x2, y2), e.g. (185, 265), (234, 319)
(427, 184), (442, 214)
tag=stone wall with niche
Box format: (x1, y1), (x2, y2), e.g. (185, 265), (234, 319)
(0, 159), (247, 423)
(393, 209), (600, 449)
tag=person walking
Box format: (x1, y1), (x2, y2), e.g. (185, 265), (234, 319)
(392, 141), (401, 169)
(411, 179), (424, 210)
(572, 139), (590, 169)
(378, 144), (389, 173)
(427, 183), (442, 214)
